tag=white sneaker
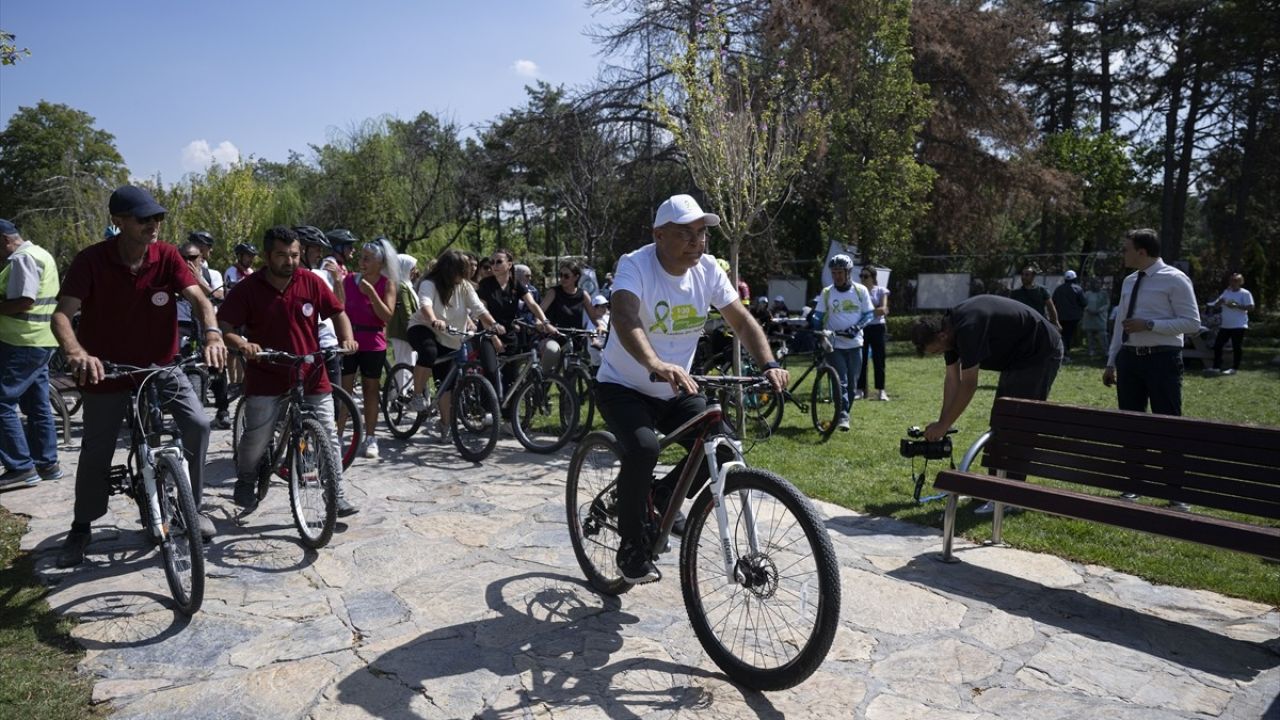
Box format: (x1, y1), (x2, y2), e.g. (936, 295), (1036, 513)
(406, 393), (429, 413)
(360, 436), (380, 459)
(853, 390), (866, 401)
(877, 389), (890, 402)
(836, 415), (850, 432)
(973, 501), (1021, 515)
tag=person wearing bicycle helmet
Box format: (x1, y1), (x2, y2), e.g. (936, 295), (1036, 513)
(811, 254), (874, 432)
(218, 226), (360, 516)
(224, 242), (258, 289)
(52, 185), (227, 566)
(296, 225), (345, 387)
(597, 194), (787, 584)
(325, 228), (357, 271)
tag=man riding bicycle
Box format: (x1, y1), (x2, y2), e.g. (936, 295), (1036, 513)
(217, 226), (361, 516)
(596, 194), (787, 584)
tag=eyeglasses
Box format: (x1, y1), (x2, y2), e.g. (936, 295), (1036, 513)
(668, 225), (709, 243)
(184, 254), (201, 260)
(490, 258), (506, 266)
(137, 214), (165, 225)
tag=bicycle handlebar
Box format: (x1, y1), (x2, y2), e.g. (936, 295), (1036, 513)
(102, 356), (205, 381)
(249, 347), (352, 364)
(648, 371), (771, 390)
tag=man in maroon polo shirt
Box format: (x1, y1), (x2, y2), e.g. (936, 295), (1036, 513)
(51, 185), (227, 568)
(218, 226), (360, 516)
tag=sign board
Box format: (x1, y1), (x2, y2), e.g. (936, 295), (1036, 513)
(916, 273), (971, 310)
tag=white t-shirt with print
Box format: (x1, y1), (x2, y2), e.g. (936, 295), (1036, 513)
(820, 283), (875, 349)
(1214, 288), (1254, 329)
(598, 244), (737, 399)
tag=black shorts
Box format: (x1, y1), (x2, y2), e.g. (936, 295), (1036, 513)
(343, 349), (386, 379)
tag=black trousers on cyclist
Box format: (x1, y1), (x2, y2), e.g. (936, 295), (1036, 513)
(179, 322), (230, 413)
(597, 382), (731, 547)
(407, 325), (498, 387)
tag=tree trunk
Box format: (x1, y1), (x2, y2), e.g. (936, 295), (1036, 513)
(519, 196), (532, 248)
(1159, 24), (1188, 254)
(1168, 55), (1205, 263)
(1229, 56), (1264, 271)
(1097, 0), (1114, 133)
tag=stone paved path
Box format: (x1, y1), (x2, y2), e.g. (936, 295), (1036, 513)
(3, 419), (1278, 719)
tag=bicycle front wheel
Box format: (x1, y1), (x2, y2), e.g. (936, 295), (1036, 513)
(680, 467), (840, 691)
(332, 385), (362, 471)
(289, 417), (339, 549)
(155, 452), (205, 615)
(381, 363), (425, 440)
(511, 375), (578, 454)
(810, 365), (840, 438)
(451, 374), (500, 462)
(565, 431), (631, 596)
(568, 366), (596, 441)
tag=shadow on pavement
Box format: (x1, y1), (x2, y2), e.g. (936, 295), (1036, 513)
(889, 552), (1280, 680)
(51, 590), (191, 649)
(335, 571), (783, 719)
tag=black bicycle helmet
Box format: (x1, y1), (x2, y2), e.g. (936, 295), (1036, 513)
(233, 242), (258, 256)
(294, 225), (330, 249)
(188, 230), (215, 247)
(325, 228), (357, 248)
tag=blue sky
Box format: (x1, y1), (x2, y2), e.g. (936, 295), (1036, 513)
(0, 1), (617, 182)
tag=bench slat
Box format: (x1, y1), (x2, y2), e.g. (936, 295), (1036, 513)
(935, 470), (1280, 561)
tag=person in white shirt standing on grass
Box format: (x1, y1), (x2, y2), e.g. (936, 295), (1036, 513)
(811, 255), (874, 431)
(1103, 228), (1200, 416)
(1208, 272), (1254, 376)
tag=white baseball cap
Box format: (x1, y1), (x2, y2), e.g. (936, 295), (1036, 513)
(1063, 270), (1077, 280)
(591, 294), (609, 306)
(653, 194), (721, 228)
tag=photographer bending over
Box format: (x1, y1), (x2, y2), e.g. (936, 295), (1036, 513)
(909, 295), (1063, 513)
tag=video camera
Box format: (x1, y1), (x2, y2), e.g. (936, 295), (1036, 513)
(900, 426), (955, 460)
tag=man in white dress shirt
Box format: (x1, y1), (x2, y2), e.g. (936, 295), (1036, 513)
(1103, 228), (1200, 416)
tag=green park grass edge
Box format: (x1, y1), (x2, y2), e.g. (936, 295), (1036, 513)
(0, 507), (99, 720)
(745, 338), (1280, 607)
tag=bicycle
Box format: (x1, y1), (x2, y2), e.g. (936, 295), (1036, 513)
(100, 358), (206, 615)
(491, 320), (578, 453)
(549, 325), (600, 442)
(565, 374), (841, 690)
(232, 364), (361, 473)
(764, 328), (860, 439)
(233, 348), (346, 549)
(379, 327), (502, 461)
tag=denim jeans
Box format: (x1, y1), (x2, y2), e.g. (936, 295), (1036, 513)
(0, 343), (58, 472)
(827, 347), (864, 415)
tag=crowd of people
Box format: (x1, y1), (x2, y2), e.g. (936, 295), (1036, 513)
(0, 184), (1260, 581)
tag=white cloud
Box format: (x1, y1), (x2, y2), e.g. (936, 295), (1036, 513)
(181, 139), (241, 172)
(511, 59), (539, 78)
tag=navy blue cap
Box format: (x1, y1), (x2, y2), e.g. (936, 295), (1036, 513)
(108, 185), (167, 218)
(0, 219), (17, 236)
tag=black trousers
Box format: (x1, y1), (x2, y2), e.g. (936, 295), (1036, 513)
(1059, 319), (1080, 353)
(857, 324), (887, 392)
(1212, 328), (1245, 370)
(1116, 348), (1183, 416)
(179, 323), (229, 413)
(596, 382), (712, 547)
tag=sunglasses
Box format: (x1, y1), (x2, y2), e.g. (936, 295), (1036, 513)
(490, 257), (506, 265)
(184, 254), (201, 260)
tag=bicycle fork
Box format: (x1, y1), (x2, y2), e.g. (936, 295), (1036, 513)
(140, 445), (183, 541)
(703, 435), (755, 582)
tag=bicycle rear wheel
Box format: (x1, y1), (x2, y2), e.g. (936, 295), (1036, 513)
(451, 374), (499, 462)
(155, 452), (205, 615)
(680, 467), (840, 690)
(381, 363), (425, 440)
(810, 365), (840, 438)
(511, 375), (578, 454)
(48, 387), (71, 445)
(332, 385), (362, 471)
(289, 417), (339, 549)
(565, 432), (631, 596)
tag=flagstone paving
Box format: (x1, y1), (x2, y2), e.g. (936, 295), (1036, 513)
(3, 420), (1277, 719)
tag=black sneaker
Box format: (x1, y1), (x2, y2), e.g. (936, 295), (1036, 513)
(212, 410), (232, 430)
(56, 530), (91, 568)
(197, 513), (216, 542)
(336, 497), (359, 517)
(616, 540), (661, 585)
(0, 467), (39, 489)
(233, 478), (259, 511)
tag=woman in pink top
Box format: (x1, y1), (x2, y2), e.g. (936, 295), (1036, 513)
(341, 238), (399, 459)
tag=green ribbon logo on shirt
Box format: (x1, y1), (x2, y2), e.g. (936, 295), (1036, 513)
(650, 301), (671, 333)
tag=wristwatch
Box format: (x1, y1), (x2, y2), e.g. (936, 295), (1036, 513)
(1145, 320), (1155, 331)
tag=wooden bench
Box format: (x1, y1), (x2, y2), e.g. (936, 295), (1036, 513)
(934, 398), (1280, 563)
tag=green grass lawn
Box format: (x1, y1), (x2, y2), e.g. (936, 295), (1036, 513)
(0, 508), (97, 720)
(746, 339), (1280, 606)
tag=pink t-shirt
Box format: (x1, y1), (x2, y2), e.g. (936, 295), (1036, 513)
(343, 273), (388, 351)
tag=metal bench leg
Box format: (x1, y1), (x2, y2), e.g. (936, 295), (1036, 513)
(936, 494), (961, 563)
(988, 468), (1008, 547)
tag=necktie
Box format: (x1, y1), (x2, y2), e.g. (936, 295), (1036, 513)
(1121, 270), (1145, 344)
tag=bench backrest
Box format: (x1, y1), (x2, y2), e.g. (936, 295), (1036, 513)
(983, 398), (1280, 520)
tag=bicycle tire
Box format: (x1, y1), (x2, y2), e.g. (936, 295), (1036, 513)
(810, 365), (841, 438)
(565, 431), (631, 596)
(184, 366), (210, 408)
(48, 387), (71, 445)
(289, 417), (339, 549)
(381, 363), (425, 440)
(451, 374), (499, 462)
(568, 366), (596, 442)
(332, 385), (362, 471)
(66, 389), (83, 416)
(511, 375), (578, 454)
(680, 467), (840, 690)
(155, 452), (205, 615)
